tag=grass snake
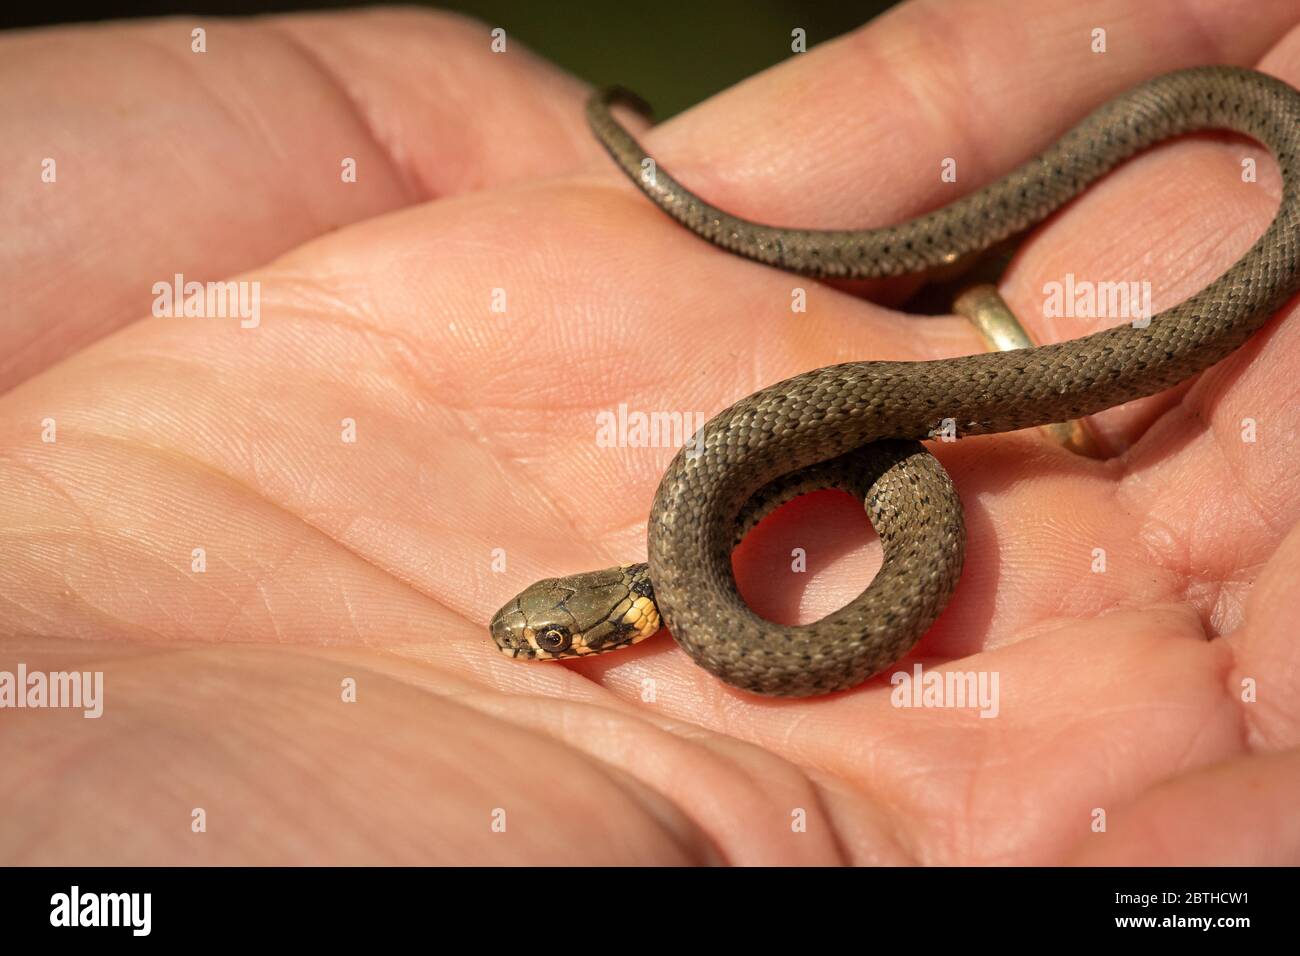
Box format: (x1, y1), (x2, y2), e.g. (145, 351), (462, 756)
(489, 66), (1300, 697)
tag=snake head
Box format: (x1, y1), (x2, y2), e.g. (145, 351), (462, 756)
(488, 564), (660, 661)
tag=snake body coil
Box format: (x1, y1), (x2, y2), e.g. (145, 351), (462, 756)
(490, 66), (1300, 697)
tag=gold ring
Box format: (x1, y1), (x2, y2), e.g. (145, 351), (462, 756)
(952, 283), (1103, 458)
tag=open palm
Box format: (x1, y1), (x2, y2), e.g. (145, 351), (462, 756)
(4, 1), (1300, 864)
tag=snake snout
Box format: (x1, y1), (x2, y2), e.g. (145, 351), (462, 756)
(489, 580), (580, 660)
(488, 601), (538, 659)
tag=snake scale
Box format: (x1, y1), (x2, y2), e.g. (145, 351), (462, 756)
(490, 66), (1300, 697)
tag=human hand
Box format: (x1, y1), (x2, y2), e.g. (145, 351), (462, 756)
(3, 0), (1300, 864)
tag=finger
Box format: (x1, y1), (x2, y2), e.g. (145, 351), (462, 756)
(620, 0), (1297, 240)
(0, 8), (594, 391)
(596, 0), (1300, 439)
(0, 637), (713, 864)
(1067, 749), (1300, 864)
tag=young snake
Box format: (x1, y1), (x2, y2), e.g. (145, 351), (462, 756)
(489, 66), (1300, 697)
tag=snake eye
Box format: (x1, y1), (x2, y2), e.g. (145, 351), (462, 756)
(536, 627), (572, 653)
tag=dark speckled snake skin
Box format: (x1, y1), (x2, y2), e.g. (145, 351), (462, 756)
(490, 66), (1300, 697)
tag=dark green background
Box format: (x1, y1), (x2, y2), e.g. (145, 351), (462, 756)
(5, 1), (901, 116)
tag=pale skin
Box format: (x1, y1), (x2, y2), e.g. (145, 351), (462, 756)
(2, 1), (1300, 865)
